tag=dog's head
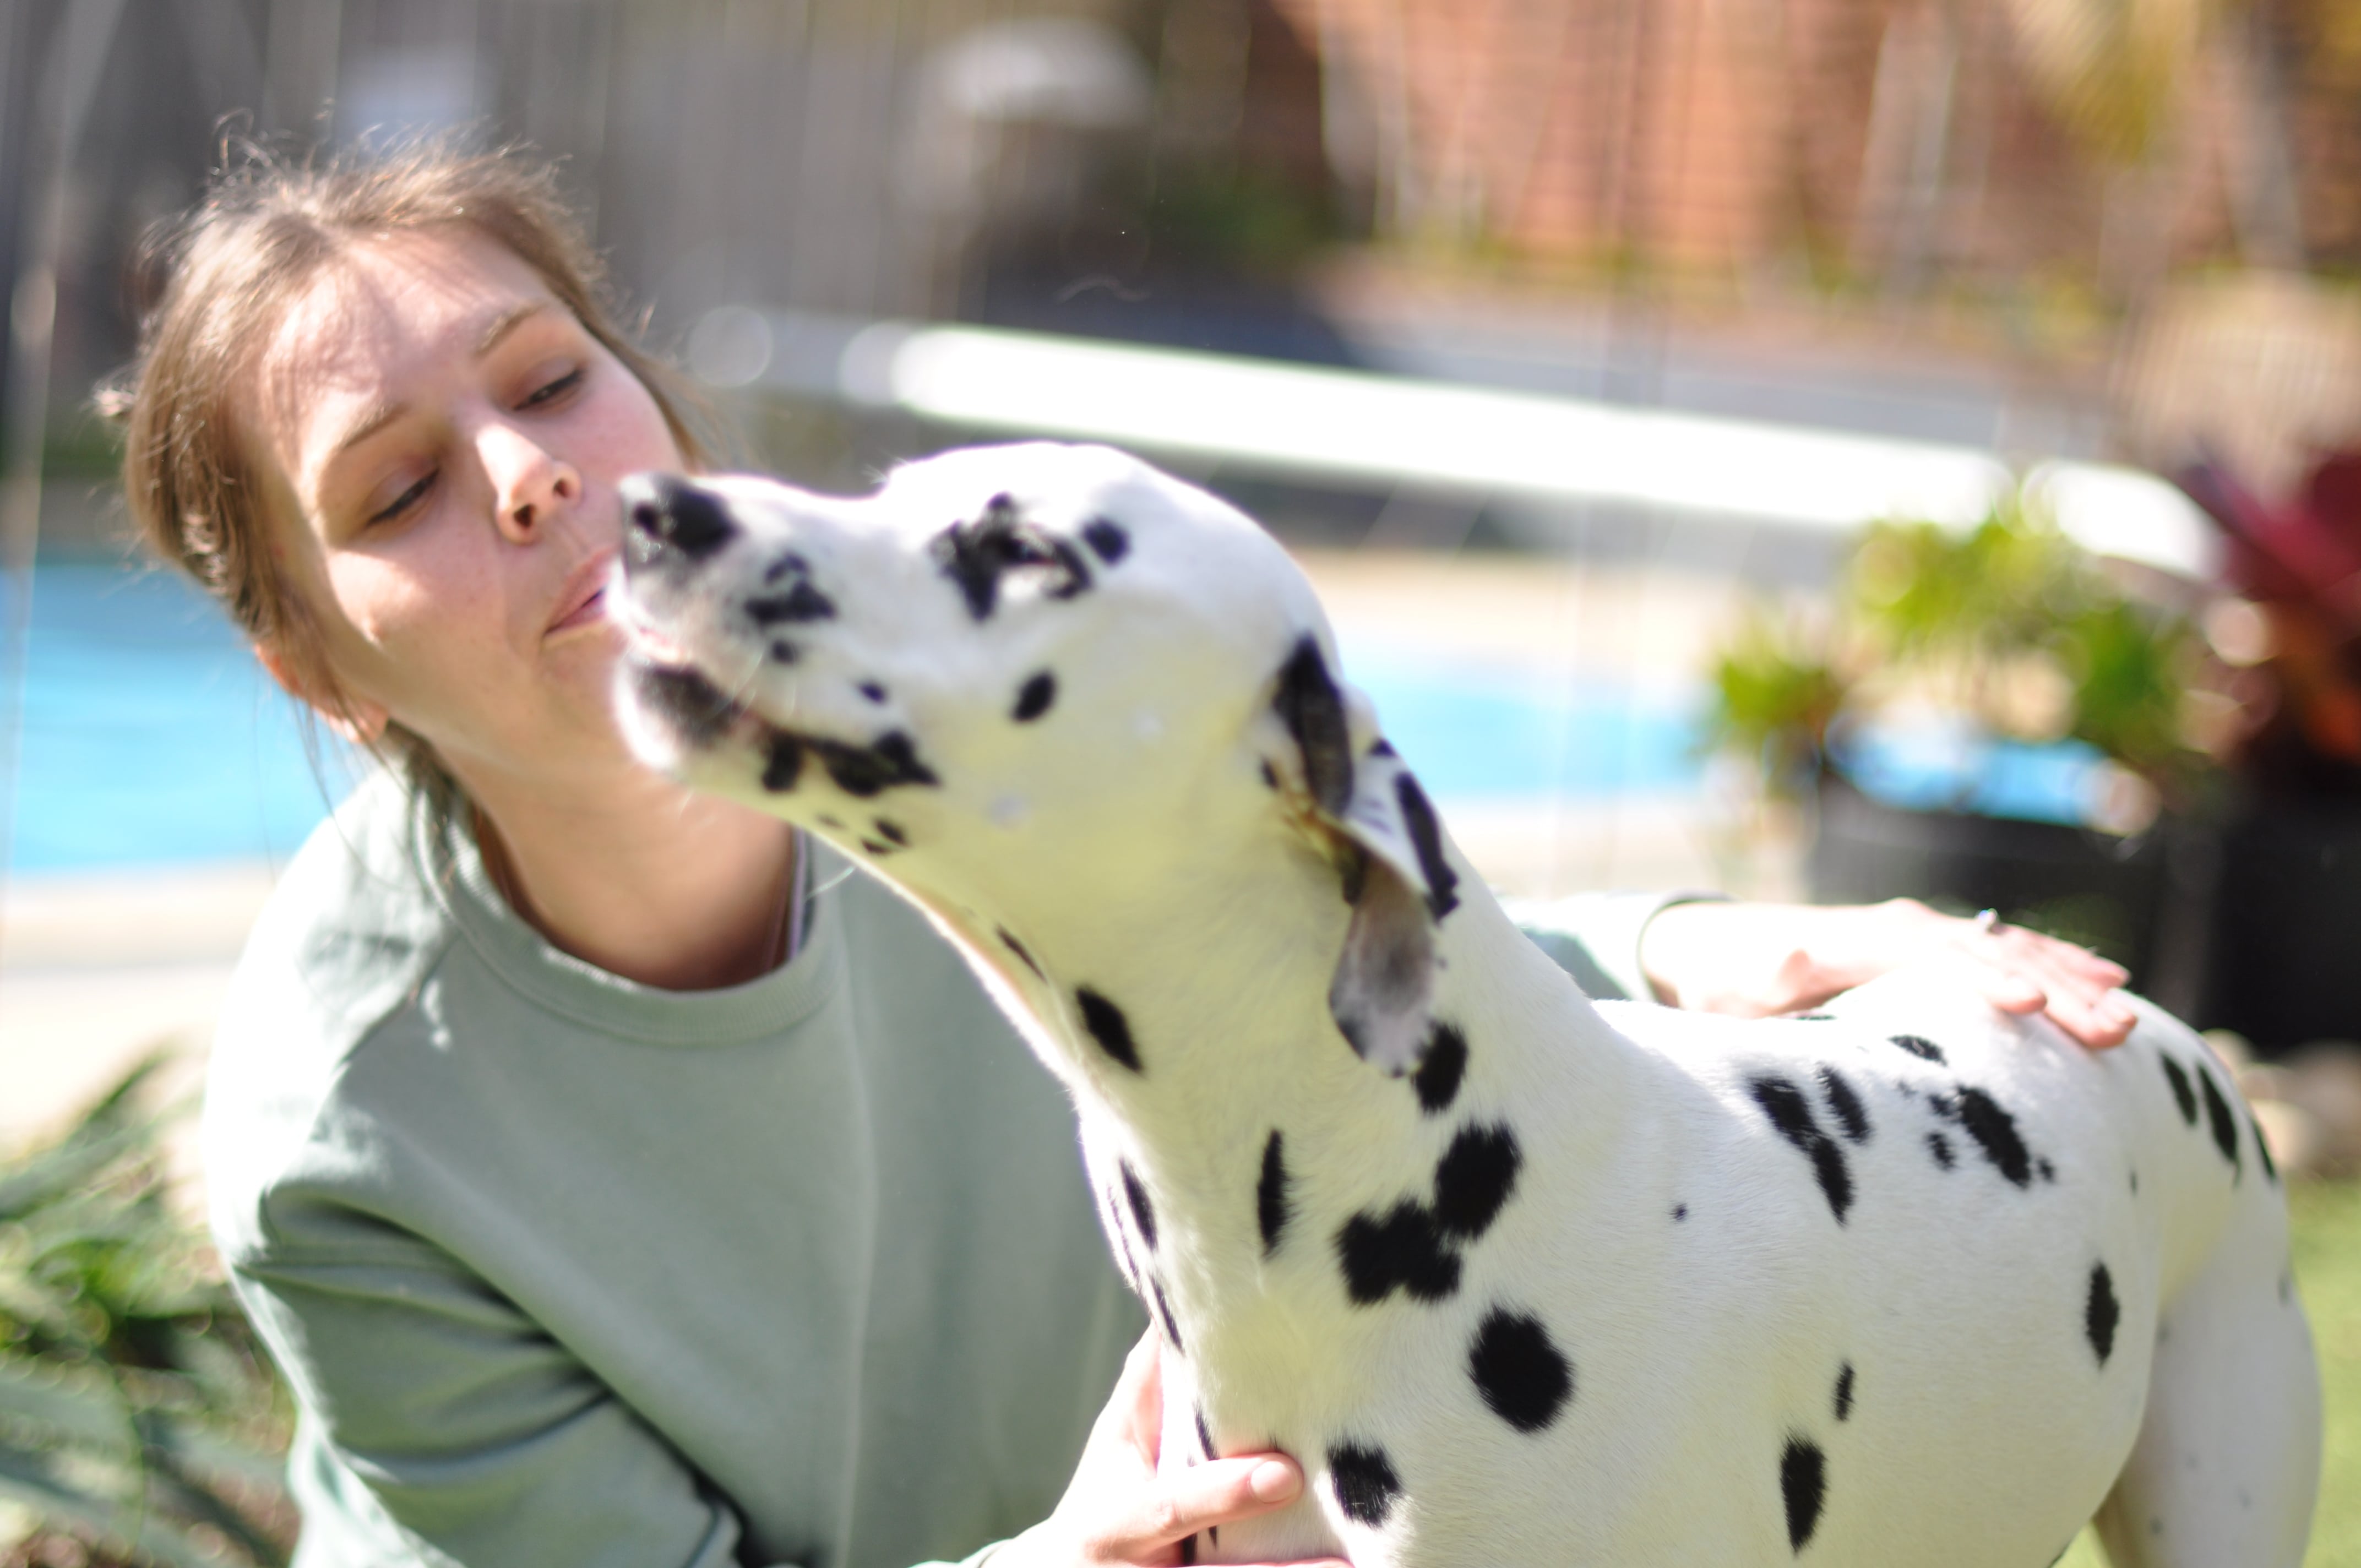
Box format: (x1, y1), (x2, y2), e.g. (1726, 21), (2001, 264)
(609, 442), (1457, 1075)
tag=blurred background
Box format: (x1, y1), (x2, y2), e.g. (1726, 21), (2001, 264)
(3, 1), (2361, 1561)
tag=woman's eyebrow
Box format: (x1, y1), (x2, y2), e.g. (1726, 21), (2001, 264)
(474, 300), (551, 357)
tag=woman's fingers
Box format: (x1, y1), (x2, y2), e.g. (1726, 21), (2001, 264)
(1105, 1456), (1305, 1553)
(1957, 923), (2135, 1048)
(1020, 1333), (1345, 1568)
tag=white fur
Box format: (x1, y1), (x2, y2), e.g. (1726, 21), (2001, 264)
(611, 443), (2321, 1566)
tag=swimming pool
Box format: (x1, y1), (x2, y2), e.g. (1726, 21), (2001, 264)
(2, 560), (1711, 874)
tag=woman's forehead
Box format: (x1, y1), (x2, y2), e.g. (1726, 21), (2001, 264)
(248, 228), (560, 482)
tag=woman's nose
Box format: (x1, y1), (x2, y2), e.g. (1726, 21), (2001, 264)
(479, 422), (580, 541)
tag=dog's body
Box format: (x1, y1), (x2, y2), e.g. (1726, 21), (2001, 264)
(609, 443), (2320, 1566)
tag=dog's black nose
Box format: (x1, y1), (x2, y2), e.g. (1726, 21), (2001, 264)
(623, 472), (736, 563)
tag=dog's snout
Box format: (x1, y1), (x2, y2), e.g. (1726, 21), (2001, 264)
(623, 472), (736, 564)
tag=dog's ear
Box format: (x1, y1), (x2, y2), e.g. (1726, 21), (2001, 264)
(1271, 637), (1458, 1076)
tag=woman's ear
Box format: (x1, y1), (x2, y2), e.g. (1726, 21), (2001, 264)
(255, 641), (389, 745)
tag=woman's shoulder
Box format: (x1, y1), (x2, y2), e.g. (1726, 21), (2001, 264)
(203, 772), (456, 1243)
(227, 769), (454, 1041)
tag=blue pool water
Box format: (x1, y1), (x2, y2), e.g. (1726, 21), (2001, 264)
(2, 560), (1711, 874)
(5, 562), (352, 873)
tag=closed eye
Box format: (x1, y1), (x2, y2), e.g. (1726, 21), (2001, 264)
(519, 366), (585, 409)
(368, 469), (436, 526)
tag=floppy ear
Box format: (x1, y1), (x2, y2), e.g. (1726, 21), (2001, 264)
(1270, 637), (1461, 1076)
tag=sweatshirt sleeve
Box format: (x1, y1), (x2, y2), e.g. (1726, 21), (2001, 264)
(231, 1219), (791, 1568)
(1504, 889), (1730, 1003)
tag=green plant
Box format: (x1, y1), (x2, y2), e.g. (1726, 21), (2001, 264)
(0, 1057), (292, 1567)
(1707, 483), (2210, 810)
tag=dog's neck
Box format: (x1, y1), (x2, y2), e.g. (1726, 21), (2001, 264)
(914, 814), (1636, 1402)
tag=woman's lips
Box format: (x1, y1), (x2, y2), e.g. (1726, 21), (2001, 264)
(550, 584), (606, 633)
(547, 551), (619, 636)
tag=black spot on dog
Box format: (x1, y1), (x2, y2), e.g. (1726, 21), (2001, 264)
(634, 664), (741, 747)
(1259, 759), (1279, 790)
(858, 681), (886, 704)
(1928, 1131), (1955, 1169)
(2038, 1157), (2057, 1184)
(1394, 772), (1460, 919)
(747, 580), (837, 625)
(1791, 1012), (1836, 1021)
(1338, 1203), (1460, 1305)
(1082, 516), (1131, 563)
(761, 551), (808, 584)
(1413, 1022), (1468, 1114)
(1195, 1408), (1217, 1461)
(873, 818), (907, 846)
(1337, 1123), (1520, 1304)
(761, 732), (803, 793)
(1434, 1124), (1521, 1241)
(1370, 739), (1397, 758)
(1933, 1086), (2036, 1188)
(1258, 1132), (1291, 1255)
(1834, 1362), (1855, 1421)
(1781, 1438), (1826, 1551)
(997, 927), (1042, 977)
(1076, 987), (1143, 1073)
(2130, 1168), (2139, 1195)
(931, 494), (1093, 619)
(1672, 1204), (1689, 1221)
(768, 639), (800, 665)
(809, 731), (940, 797)
(2197, 1065), (2243, 1177)
(2087, 1262), (2120, 1365)
(2251, 1106), (2280, 1184)
(1122, 1162), (1158, 1251)
(1106, 1190), (1143, 1292)
(1748, 1076), (1853, 1223)
(1013, 671), (1057, 722)
(1150, 1276), (1184, 1352)
(1467, 1308), (1573, 1433)
(1328, 1443), (1402, 1527)
(859, 838), (892, 856)
(1889, 1033), (1946, 1065)
(2160, 1053), (2198, 1125)
(1816, 1065), (1871, 1143)
(1272, 636), (1354, 815)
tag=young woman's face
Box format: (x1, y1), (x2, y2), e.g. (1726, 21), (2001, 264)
(244, 226), (685, 781)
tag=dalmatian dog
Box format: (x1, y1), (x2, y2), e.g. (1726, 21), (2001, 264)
(607, 442), (2320, 1566)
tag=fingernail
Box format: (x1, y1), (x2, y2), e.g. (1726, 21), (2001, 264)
(1249, 1460), (1299, 1502)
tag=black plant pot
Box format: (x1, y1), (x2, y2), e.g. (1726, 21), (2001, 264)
(1805, 776), (2210, 1016)
(2201, 798), (2361, 1052)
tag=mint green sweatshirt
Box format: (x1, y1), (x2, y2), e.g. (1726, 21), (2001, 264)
(203, 773), (1689, 1568)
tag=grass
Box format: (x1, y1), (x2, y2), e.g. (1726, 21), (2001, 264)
(2058, 1178), (2361, 1567)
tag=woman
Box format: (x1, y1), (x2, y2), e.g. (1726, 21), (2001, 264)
(117, 143), (2133, 1568)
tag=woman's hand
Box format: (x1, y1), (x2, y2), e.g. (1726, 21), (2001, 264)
(1638, 897), (2136, 1049)
(996, 1332), (1348, 1568)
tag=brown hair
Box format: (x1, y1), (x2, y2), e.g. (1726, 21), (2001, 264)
(107, 136), (718, 783)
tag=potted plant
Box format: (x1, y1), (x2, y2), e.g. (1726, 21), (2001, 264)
(1706, 483), (2221, 1011)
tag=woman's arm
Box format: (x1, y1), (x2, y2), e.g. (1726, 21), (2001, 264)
(1636, 897), (2136, 1048)
(231, 1223), (782, 1568)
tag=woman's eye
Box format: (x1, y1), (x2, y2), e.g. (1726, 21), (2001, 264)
(519, 366), (585, 409)
(368, 470), (436, 526)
